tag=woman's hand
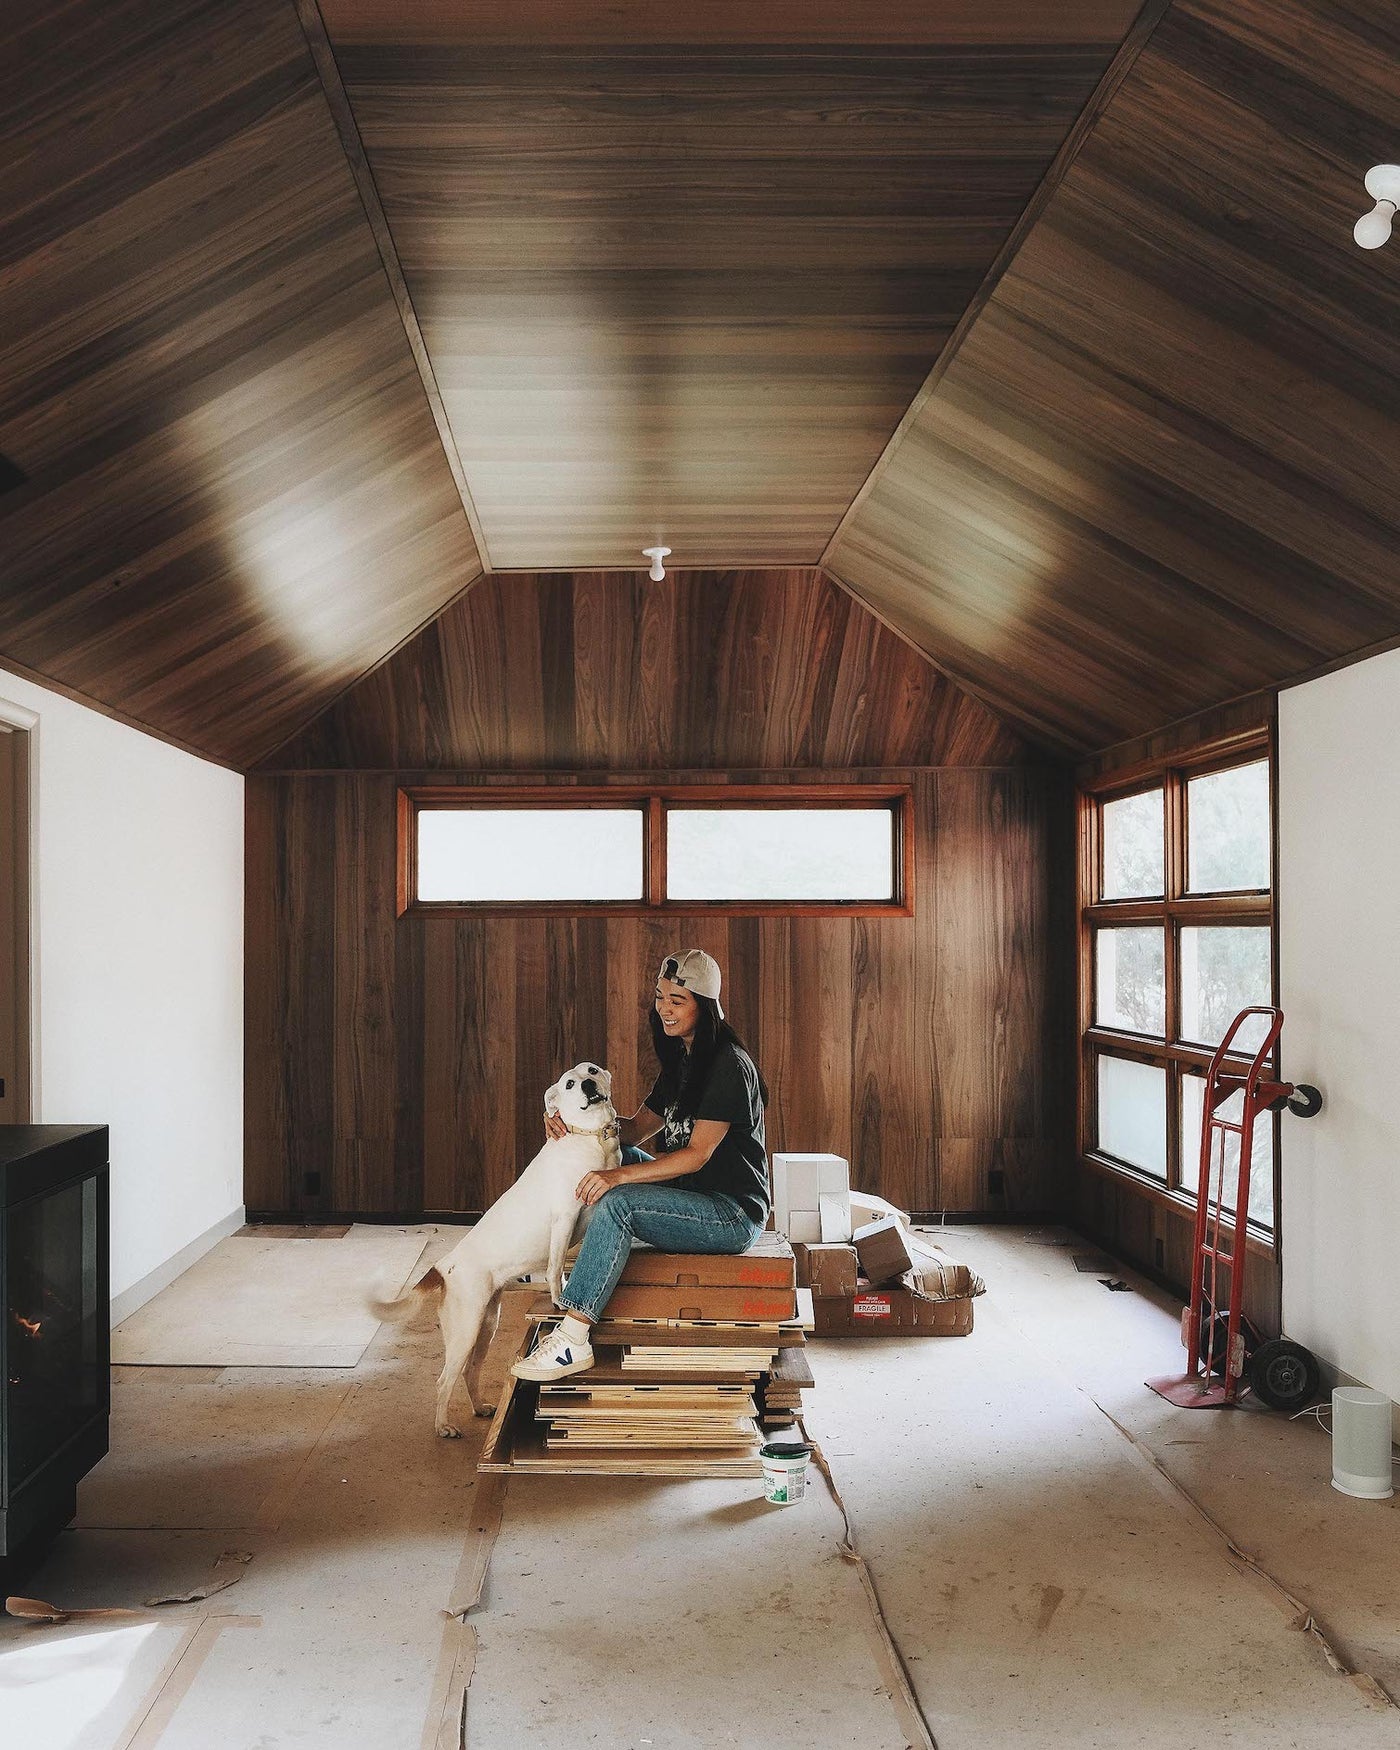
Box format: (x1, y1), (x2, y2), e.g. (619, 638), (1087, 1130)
(543, 1110), (568, 1142)
(575, 1167), (620, 1207)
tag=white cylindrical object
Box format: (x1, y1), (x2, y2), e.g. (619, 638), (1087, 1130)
(1331, 1387), (1395, 1499)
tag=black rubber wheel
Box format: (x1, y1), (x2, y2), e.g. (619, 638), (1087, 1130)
(1248, 1338), (1321, 1411)
(1287, 1083), (1323, 1119)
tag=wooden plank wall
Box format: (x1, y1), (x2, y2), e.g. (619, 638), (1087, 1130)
(246, 766), (1070, 1219)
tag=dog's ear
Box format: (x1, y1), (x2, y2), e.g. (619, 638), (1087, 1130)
(543, 1082), (561, 1118)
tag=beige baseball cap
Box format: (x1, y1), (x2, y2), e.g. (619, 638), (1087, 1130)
(658, 949), (724, 1018)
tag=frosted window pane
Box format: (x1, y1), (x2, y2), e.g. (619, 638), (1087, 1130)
(1179, 926), (1272, 1052)
(1096, 1056), (1166, 1179)
(1102, 788), (1164, 899)
(1094, 927), (1165, 1035)
(666, 809), (893, 902)
(1181, 1075), (1274, 1228)
(1188, 761), (1270, 893)
(417, 809), (643, 901)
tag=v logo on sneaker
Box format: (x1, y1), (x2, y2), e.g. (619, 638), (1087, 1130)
(555, 1348), (573, 1365)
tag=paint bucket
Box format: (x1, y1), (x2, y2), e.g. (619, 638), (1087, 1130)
(1331, 1387), (1395, 1500)
(760, 1439), (811, 1506)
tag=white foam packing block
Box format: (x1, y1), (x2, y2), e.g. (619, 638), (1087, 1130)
(772, 1152), (849, 1233)
(819, 1191), (852, 1243)
(787, 1209), (823, 1244)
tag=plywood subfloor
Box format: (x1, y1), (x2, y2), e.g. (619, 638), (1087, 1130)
(110, 1226), (429, 1367)
(3, 1225), (1396, 1748)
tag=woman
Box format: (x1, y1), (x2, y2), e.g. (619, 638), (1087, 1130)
(511, 949), (770, 1382)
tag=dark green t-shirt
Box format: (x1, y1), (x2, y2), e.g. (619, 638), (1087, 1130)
(645, 1042), (770, 1223)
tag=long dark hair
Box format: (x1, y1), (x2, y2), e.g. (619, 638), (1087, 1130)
(648, 995), (769, 1117)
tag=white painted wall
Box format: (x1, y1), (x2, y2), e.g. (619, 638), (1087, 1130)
(1278, 647), (1400, 1403)
(0, 675), (244, 1307)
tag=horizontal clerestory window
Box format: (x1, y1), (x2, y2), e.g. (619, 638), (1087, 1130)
(398, 785), (913, 917)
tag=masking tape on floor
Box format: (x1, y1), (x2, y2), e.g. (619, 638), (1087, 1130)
(421, 1470), (509, 1750)
(802, 1423), (941, 1750)
(984, 1298), (1398, 1713)
(115, 1616), (260, 1750)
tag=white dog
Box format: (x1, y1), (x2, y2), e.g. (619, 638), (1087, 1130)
(371, 1063), (618, 1437)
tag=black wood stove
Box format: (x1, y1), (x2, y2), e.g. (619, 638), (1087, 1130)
(1, 1125), (109, 1579)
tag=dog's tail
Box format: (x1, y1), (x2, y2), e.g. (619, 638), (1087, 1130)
(369, 1264), (447, 1325)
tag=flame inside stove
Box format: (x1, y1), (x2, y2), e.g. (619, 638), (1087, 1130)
(14, 1314), (42, 1337)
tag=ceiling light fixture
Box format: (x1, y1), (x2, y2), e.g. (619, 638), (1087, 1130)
(1354, 163), (1400, 249)
(642, 545), (671, 581)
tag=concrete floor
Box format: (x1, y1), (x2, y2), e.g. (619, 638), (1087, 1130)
(3, 1225), (1397, 1749)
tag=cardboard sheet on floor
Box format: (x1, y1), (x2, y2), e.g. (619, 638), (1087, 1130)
(110, 1227), (429, 1367)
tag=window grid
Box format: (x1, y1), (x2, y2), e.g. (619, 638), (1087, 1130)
(1078, 735), (1276, 1236)
(396, 783), (915, 918)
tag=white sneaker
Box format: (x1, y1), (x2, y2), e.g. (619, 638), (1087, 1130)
(511, 1320), (595, 1382)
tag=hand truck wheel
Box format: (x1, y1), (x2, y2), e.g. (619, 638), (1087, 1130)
(1247, 1338), (1321, 1411)
(1286, 1084), (1323, 1119)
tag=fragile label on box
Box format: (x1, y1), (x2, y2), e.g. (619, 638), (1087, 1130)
(852, 1293), (893, 1318)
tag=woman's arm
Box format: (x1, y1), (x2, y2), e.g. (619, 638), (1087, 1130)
(577, 1119), (730, 1206)
(546, 1101), (664, 1145)
(621, 1104), (665, 1148)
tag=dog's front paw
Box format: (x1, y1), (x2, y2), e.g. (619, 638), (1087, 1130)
(474, 1403), (497, 1419)
(436, 1423), (462, 1440)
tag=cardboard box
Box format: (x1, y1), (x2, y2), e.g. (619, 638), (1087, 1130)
(853, 1216), (914, 1286)
(906, 1256), (984, 1301)
(772, 1152), (849, 1239)
(603, 1282), (796, 1322)
(618, 1231), (795, 1291)
(795, 1241), (858, 1299)
(813, 1287), (975, 1338)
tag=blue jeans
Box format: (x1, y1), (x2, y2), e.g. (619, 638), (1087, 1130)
(559, 1159), (761, 1323)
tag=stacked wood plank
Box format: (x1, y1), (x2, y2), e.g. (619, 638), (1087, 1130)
(479, 1234), (814, 1477)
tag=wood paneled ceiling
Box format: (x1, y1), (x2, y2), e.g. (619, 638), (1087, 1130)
(0, 0), (482, 767)
(318, 0), (1143, 570)
(7, 0), (1399, 768)
(827, 0), (1400, 755)
(260, 567), (1030, 772)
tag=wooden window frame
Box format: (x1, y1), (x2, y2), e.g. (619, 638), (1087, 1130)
(1077, 729), (1278, 1248)
(397, 784), (915, 918)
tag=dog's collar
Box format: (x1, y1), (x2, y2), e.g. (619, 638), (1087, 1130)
(562, 1117), (620, 1142)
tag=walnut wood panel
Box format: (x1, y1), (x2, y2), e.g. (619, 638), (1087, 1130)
(319, 15), (1138, 567)
(245, 768), (1064, 1218)
(829, 0), (1400, 758)
(321, 2), (1144, 47)
(259, 568), (1031, 771)
(0, 0), (482, 768)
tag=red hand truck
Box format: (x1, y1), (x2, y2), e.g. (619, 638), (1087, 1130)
(1147, 1006), (1322, 1410)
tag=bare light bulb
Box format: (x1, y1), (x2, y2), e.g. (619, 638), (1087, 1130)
(1355, 164), (1400, 249)
(1354, 200), (1395, 249)
(642, 545), (671, 581)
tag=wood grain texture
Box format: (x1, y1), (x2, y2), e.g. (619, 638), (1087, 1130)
(245, 768), (1063, 1217)
(320, 1), (1143, 47)
(258, 568), (1031, 770)
(0, 0), (482, 767)
(829, 0), (1400, 757)
(321, 22), (1136, 567)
